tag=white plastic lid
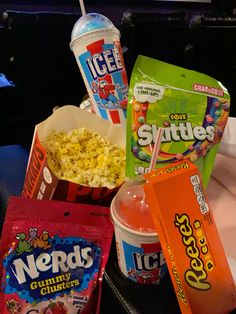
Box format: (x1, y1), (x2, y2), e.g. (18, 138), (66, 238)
(112, 177), (157, 233)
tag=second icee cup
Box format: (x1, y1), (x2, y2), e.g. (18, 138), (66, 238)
(110, 178), (167, 285)
(70, 13), (128, 126)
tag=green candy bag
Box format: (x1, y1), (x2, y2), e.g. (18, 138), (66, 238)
(126, 55), (230, 187)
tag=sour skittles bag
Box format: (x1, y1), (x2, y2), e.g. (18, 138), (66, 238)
(126, 55), (230, 187)
(0, 197), (114, 314)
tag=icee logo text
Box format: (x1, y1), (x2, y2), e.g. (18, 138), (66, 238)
(86, 47), (123, 80)
(133, 251), (165, 271)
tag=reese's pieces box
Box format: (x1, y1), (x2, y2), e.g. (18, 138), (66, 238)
(144, 160), (236, 314)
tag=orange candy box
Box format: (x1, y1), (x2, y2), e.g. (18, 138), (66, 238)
(143, 160), (236, 314)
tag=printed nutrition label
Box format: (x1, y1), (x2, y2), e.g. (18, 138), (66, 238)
(190, 175), (209, 214)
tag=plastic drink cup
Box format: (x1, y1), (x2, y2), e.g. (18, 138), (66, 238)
(70, 13), (128, 126)
(110, 177), (167, 284)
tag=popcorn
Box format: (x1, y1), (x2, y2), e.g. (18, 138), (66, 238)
(42, 128), (126, 189)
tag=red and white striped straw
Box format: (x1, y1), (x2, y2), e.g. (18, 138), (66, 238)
(149, 127), (164, 172)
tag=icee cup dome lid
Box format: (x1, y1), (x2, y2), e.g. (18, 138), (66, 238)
(70, 12), (119, 45)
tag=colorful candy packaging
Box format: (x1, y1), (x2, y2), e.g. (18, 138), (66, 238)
(143, 160), (236, 313)
(0, 196), (114, 314)
(126, 55), (231, 187)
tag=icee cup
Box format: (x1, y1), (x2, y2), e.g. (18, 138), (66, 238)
(22, 105), (125, 206)
(110, 176), (167, 285)
(70, 13), (128, 127)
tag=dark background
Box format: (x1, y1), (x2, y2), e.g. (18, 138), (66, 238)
(0, 2), (236, 313)
(0, 0), (235, 146)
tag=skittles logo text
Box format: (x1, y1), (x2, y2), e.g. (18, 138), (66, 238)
(86, 47), (123, 80)
(137, 122), (215, 146)
(174, 214), (211, 291)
